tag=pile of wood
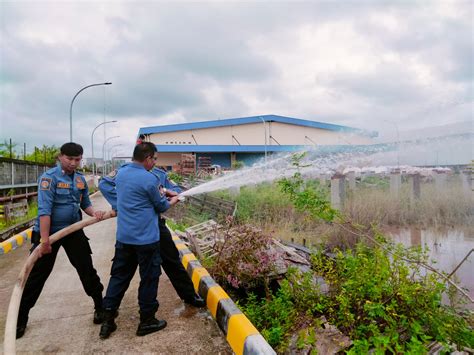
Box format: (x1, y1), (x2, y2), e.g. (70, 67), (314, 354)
(178, 154), (196, 175)
(197, 156), (211, 171)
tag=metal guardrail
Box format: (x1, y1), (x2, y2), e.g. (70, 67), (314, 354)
(0, 192), (38, 203)
(0, 183), (38, 190)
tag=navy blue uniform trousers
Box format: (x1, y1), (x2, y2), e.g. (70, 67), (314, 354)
(103, 241), (162, 314)
(19, 230), (103, 322)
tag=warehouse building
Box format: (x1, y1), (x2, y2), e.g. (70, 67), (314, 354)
(137, 114), (377, 170)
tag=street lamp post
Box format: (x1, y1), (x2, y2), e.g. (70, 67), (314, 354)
(108, 144), (123, 171)
(259, 116), (267, 165)
(107, 144), (122, 171)
(91, 120), (117, 185)
(102, 136), (120, 176)
(69, 82), (112, 141)
(110, 151), (125, 171)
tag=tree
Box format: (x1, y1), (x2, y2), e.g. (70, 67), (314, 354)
(0, 139), (59, 164)
(0, 140), (18, 158)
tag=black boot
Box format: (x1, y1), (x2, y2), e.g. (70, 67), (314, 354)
(99, 309), (118, 339)
(184, 294), (206, 308)
(136, 311), (167, 336)
(16, 314), (28, 339)
(93, 295), (104, 324)
(94, 308), (104, 324)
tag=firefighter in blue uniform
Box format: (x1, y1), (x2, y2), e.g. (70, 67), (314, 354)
(17, 142), (106, 339)
(100, 165), (205, 309)
(98, 142), (180, 339)
(150, 167), (205, 307)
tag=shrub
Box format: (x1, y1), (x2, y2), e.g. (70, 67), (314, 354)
(240, 280), (296, 350)
(209, 224), (278, 291)
(310, 242), (474, 353)
(231, 160), (245, 170)
(239, 243), (473, 352)
(167, 171), (184, 185)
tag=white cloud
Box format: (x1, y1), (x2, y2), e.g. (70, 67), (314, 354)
(0, 1), (472, 158)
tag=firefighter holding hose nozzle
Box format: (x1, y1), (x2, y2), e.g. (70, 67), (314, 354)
(98, 142), (180, 339)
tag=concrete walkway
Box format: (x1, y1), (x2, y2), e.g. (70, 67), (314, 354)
(0, 193), (231, 354)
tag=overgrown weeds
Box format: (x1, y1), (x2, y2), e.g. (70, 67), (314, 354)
(171, 155), (473, 352)
(241, 243), (474, 353)
(210, 176), (472, 248)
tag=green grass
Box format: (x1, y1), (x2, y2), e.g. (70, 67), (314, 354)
(211, 179), (472, 245)
(0, 202), (37, 232)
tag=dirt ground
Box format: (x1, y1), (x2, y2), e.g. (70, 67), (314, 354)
(0, 193), (232, 354)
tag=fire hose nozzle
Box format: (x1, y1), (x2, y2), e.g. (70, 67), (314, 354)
(178, 195), (186, 202)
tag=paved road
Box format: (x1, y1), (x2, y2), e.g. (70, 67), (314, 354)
(0, 193), (231, 353)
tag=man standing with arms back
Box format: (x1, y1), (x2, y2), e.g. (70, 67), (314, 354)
(17, 142), (106, 338)
(99, 142), (179, 339)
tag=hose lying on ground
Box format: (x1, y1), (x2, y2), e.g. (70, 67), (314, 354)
(3, 211), (116, 355)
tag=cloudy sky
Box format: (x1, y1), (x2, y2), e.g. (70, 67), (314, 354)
(1, 1), (472, 158)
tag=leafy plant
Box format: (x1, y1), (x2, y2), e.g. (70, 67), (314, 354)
(278, 172), (338, 222)
(165, 219), (187, 233)
(310, 242), (474, 352)
(231, 160), (244, 170)
(277, 152), (338, 223)
(240, 280), (296, 350)
(167, 171), (184, 185)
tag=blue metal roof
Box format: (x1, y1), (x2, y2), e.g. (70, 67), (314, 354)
(139, 114), (377, 137)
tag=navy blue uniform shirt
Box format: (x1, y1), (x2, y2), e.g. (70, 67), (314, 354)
(150, 167), (182, 194)
(100, 166), (181, 210)
(34, 166), (92, 233)
(111, 163), (170, 245)
(99, 173), (118, 211)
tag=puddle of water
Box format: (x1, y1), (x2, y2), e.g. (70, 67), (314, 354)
(388, 228), (474, 307)
(173, 303), (186, 316)
(173, 303), (208, 318)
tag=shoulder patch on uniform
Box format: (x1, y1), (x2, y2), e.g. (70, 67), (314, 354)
(75, 176), (85, 189)
(40, 177), (52, 190)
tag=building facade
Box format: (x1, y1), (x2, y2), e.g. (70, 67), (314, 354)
(138, 114), (377, 170)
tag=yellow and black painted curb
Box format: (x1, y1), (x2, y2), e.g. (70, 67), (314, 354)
(171, 232), (276, 355)
(0, 228), (32, 255)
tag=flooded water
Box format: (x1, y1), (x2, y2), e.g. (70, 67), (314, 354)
(388, 228), (474, 307)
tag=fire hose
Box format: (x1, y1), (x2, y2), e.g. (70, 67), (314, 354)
(3, 211), (116, 355)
